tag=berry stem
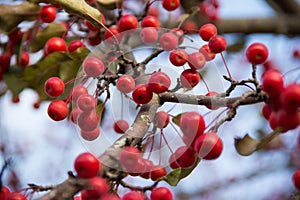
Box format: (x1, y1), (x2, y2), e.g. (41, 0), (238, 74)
(220, 52), (232, 79)
(161, 130), (174, 154)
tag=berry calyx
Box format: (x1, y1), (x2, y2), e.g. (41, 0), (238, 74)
(208, 35), (227, 53)
(180, 69), (200, 88)
(83, 57), (105, 78)
(132, 84), (153, 104)
(199, 23), (217, 41)
(47, 100), (68, 121)
(44, 77), (65, 98)
(150, 187), (173, 200)
(148, 72), (171, 94)
(246, 42), (268, 64)
(113, 120), (129, 134)
(39, 5), (57, 23)
(116, 75), (135, 94)
(74, 152), (100, 178)
(194, 132), (223, 160)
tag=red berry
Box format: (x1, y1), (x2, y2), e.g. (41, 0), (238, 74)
(47, 100), (68, 121)
(116, 75), (135, 93)
(71, 85), (89, 104)
(150, 165), (167, 181)
(81, 127), (100, 141)
(83, 57), (105, 78)
(246, 42), (268, 65)
(0, 185), (10, 200)
(44, 37), (67, 56)
(5, 192), (27, 200)
(169, 49), (188, 66)
(88, 177), (109, 196)
(140, 27), (158, 44)
(39, 6), (57, 23)
(199, 23), (217, 41)
(156, 111), (170, 129)
(148, 72), (171, 94)
(118, 14), (138, 32)
(76, 94), (96, 112)
(113, 120), (129, 134)
(262, 103), (272, 120)
(172, 146), (196, 168)
(104, 27), (121, 44)
(208, 35), (227, 53)
(101, 194), (121, 200)
(188, 52), (206, 70)
(74, 152), (100, 178)
(150, 187), (173, 200)
(159, 32), (178, 51)
(293, 169), (300, 190)
(17, 51), (30, 67)
(281, 83), (300, 112)
(182, 21), (198, 34)
(70, 107), (82, 123)
(162, 0), (180, 11)
(141, 15), (160, 28)
(169, 154), (180, 169)
(205, 91), (219, 110)
(127, 157), (146, 176)
(179, 112), (205, 147)
(68, 40), (86, 53)
(122, 191), (145, 200)
(77, 111), (99, 132)
(140, 159), (154, 179)
(262, 70), (284, 97)
(269, 109), (299, 133)
(119, 147), (141, 169)
(199, 44), (216, 61)
(84, 14), (105, 31)
(132, 84), (153, 104)
(194, 132), (223, 160)
(148, 7), (160, 17)
(87, 31), (102, 46)
(44, 77), (65, 98)
(180, 69), (200, 88)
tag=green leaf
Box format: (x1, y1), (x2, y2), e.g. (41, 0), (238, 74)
(3, 72), (28, 98)
(171, 113), (182, 126)
(234, 131), (281, 156)
(29, 23), (67, 52)
(163, 157), (200, 186)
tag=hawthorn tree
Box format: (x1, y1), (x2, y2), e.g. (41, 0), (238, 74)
(0, 0), (300, 199)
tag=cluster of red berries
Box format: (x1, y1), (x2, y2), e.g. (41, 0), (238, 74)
(0, 185), (27, 200)
(199, 0), (220, 21)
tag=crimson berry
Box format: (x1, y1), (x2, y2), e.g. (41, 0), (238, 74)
(172, 146), (196, 168)
(0, 185), (10, 200)
(81, 127), (100, 141)
(44, 37), (67, 56)
(179, 112), (205, 147)
(77, 111), (99, 132)
(293, 169), (300, 190)
(127, 157), (146, 176)
(182, 21), (198, 34)
(199, 23), (217, 41)
(156, 111), (170, 129)
(140, 27), (158, 44)
(188, 52), (206, 70)
(194, 132), (223, 160)
(71, 85), (89, 104)
(76, 94), (96, 112)
(169, 49), (188, 66)
(47, 100), (68, 121)
(116, 75), (135, 93)
(269, 109), (299, 133)
(101, 194), (121, 200)
(74, 152), (100, 178)
(262, 103), (272, 120)
(44, 77), (65, 98)
(205, 91), (219, 110)
(246, 42), (268, 65)
(132, 84), (153, 104)
(122, 191), (145, 200)
(5, 192), (27, 200)
(148, 72), (171, 94)
(88, 177), (109, 197)
(162, 0), (180, 11)
(208, 35), (227, 53)
(180, 69), (200, 88)
(84, 14), (105, 31)
(148, 7), (160, 17)
(39, 5), (57, 23)
(141, 15), (160, 28)
(199, 44), (216, 61)
(159, 32), (178, 51)
(83, 57), (105, 78)
(118, 14), (138, 32)
(68, 40), (86, 53)
(119, 146), (141, 169)
(262, 70), (284, 97)
(280, 83), (300, 112)
(150, 187), (173, 200)
(87, 31), (102, 46)
(150, 165), (167, 181)
(104, 27), (121, 44)
(17, 51), (30, 67)
(169, 154), (180, 169)
(140, 159), (154, 179)
(113, 120), (129, 134)
(171, 28), (184, 44)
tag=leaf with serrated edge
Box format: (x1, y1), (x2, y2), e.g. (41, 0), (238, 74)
(235, 131), (281, 156)
(163, 157), (200, 186)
